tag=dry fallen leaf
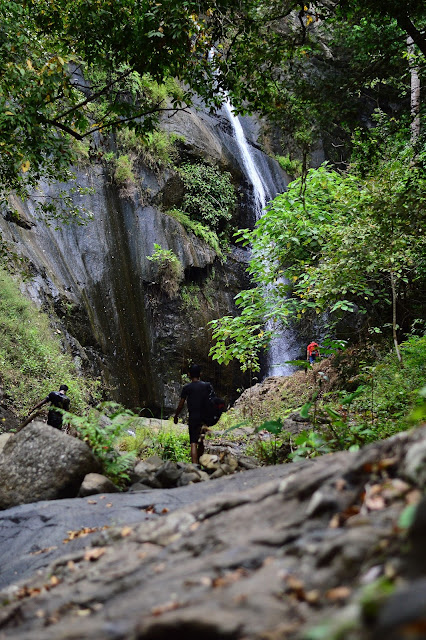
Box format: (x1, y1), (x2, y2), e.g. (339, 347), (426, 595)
(154, 563), (166, 573)
(30, 546), (57, 556)
(329, 514), (341, 529)
(304, 590), (320, 604)
(387, 478), (410, 495)
(87, 500), (97, 505)
(63, 526), (101, 543)
(285, 575), (305, 592)
(151, 601), (181, 616)
(363, 458), (397, 473)
(84, 547), (106, 562)
(365, 495), (386, 511)
(326, 586), (351, 601)
(16, 585), (42, 600)
(212, 568), (248, 588)
(335, 479), (346, 491)
(184, 576), (212, 588)
(402, 620), (426, 634)
(161, 508), (169, 514)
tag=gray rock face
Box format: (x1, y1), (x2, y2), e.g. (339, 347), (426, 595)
(0, 433), (12, 454)
(0, 422), (100, 509)
(0, 464), (289, 590)
(0, 104), (288, 414)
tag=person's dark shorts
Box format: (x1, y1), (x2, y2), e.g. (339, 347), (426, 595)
(188, 417), (203, 444)
(47, 410), (63, 430)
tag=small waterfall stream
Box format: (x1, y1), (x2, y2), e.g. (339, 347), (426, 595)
(223, 101), (298, 376)
(223, 100), (267, 215)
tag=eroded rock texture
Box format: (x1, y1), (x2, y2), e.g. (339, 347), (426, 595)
(1, 426), (426, 639)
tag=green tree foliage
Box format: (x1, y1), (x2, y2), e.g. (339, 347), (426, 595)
(2, 0), (424, 201)
(0, 0), (247, 200)
(210, 131), (426, 368)
(210, 0), (425, 161)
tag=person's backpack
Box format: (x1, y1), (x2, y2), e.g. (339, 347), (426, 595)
(49, 391), (70, 410)
(202, 385), (226, 426)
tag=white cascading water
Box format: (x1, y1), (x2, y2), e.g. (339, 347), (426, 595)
(223, 100), (267, 215)
(223, 100), (298, 377)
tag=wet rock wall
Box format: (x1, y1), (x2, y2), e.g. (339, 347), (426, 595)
(0, 106), (288, 414)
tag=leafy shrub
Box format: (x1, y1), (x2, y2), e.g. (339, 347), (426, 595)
(118, 422), (191, 463)
(147, 243), (184, 297)
(167, 208), (222, 255)
(116, 126), (183, 169)
(275, 154), (302, 178)
(177, 163), (236, 231)
(141, 130), (182, 168)
(70, 138), (91, 166)
(155, 429), (191, 462)
(114, 155), (136, 197)
(354, 335), (426, 436)
(64, 402), (137, 486)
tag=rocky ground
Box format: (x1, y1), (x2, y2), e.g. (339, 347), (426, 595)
(1, 420), (426, 639)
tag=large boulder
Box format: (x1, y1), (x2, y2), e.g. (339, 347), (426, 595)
(0, 421), (100, 509)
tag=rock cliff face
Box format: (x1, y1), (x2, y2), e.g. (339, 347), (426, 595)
(0, 106), (288, 413)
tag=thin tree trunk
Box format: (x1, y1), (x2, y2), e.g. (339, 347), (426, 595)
(390, 270), (404, 368)
(407, 36), (421, 144)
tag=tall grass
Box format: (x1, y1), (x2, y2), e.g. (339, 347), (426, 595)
(0, 268), (100, 418)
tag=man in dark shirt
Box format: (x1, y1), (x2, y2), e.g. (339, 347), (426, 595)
(30, 384), (70, 430)
(174, 364), (211, 464)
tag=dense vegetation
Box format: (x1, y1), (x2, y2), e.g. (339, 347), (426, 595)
(215, 335), (426, 465)
(0, 0), (424, 474)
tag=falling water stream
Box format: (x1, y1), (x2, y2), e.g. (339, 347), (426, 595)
(223, 100), (299, 376)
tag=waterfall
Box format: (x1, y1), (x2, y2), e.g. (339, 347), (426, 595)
(223, 101), (298, 377)
(223, 100), (267, 218)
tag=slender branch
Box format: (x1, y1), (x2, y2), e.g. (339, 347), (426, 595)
(54, 68), (135, 122)
(78, 105), (191, 138)
(390, 270), (404, 369)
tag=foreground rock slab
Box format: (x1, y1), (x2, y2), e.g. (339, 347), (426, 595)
(1, 426), (426, 640)
(0, 464), (288, 590)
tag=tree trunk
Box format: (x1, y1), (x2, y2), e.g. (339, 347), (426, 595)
(390, 270), (404, 369)
(396, 13), (426, 57)
(407, 36), (421, 144)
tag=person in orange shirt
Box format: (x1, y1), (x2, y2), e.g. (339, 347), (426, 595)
(307, 341), (320, 365)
